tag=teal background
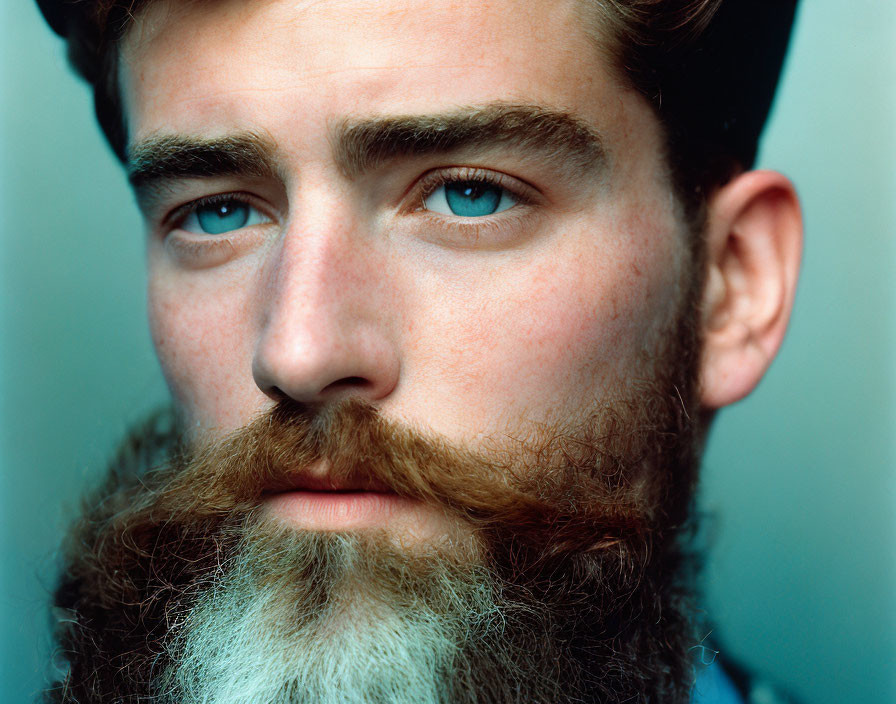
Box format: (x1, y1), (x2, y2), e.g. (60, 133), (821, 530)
(2, 1), (894, 702)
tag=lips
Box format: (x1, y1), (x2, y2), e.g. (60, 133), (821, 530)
(260, 466), (424, 533)
(258, 458), (451, 537)
(261, 463), (393, 496)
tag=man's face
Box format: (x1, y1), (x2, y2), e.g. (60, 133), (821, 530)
(52, 3), (716, 699)
(121, 0), (691, 509)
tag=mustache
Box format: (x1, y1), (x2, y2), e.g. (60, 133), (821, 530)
(123, 390), (691, 560)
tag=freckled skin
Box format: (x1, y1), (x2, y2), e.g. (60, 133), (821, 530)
(122, 0), (688, 448)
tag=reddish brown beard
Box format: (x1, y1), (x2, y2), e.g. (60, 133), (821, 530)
(46, 308), (705, 703)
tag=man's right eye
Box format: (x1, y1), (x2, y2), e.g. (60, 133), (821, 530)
(178, 196), (271, 235)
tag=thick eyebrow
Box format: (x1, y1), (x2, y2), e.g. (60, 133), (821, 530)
(127, 133), (279, 206)
(333, 103), (607, 180)
(125, 105), (605, 209)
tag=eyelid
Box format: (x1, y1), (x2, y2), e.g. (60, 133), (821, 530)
(163, 191), (276, 234)
(408, 166), (541, 214)
(395, 166), (546, 251)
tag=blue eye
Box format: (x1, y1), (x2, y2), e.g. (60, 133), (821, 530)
(180, 198), (269, 235)
(424, 180), (517, 217)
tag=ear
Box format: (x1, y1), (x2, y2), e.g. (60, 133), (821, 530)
(699, 170), (803, 409)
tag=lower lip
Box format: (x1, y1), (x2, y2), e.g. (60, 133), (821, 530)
(263, 490), (421, 531)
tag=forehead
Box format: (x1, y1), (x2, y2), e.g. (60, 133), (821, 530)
(119, 0), (651, 155)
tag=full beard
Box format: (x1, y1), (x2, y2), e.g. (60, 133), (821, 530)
(47, 297), (705, 703)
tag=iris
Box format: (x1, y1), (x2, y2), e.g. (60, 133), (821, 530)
(444, 181), (504, 217)
(195, 200), (250, 235)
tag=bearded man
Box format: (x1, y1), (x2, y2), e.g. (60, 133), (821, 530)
(37, 0), (802, 702)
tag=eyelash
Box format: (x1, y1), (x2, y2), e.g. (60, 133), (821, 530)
(165, 191), (270, 233)
(406, 166), (540, 246)
(412, 166), (536, 213)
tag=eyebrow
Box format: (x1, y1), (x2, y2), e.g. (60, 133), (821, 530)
(126, 103), (607, 207)
(333, 103), (607, 179)
(127, 133), (279, 207)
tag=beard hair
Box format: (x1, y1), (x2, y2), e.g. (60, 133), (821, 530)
(157, 526), (510, 704)
(46, 277), (706, 704)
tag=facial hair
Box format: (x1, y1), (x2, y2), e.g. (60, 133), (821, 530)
(46, 294), (705, 704)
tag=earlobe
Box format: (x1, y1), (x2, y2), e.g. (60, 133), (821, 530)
(699, 170), (803, 409)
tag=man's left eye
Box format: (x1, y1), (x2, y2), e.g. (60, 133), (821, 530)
(423, 180), (518, 217)
(179, 198), (270, 235)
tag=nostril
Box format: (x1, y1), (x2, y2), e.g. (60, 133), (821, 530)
(321, 376), (371, 394)
(267, 385), (290, 403)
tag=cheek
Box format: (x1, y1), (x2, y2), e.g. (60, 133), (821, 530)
(148, 268), (260, 432)
(502, 264), (660, 403)
(412, 221), (684, 431)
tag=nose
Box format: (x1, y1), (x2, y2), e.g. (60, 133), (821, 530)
(251, 209), (400, 406)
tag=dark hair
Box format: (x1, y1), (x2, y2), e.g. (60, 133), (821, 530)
(594, 0), (799, 220)
(37, 0), (798, 219)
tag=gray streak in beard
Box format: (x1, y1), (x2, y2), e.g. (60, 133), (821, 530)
(156, 525), (520, 704)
